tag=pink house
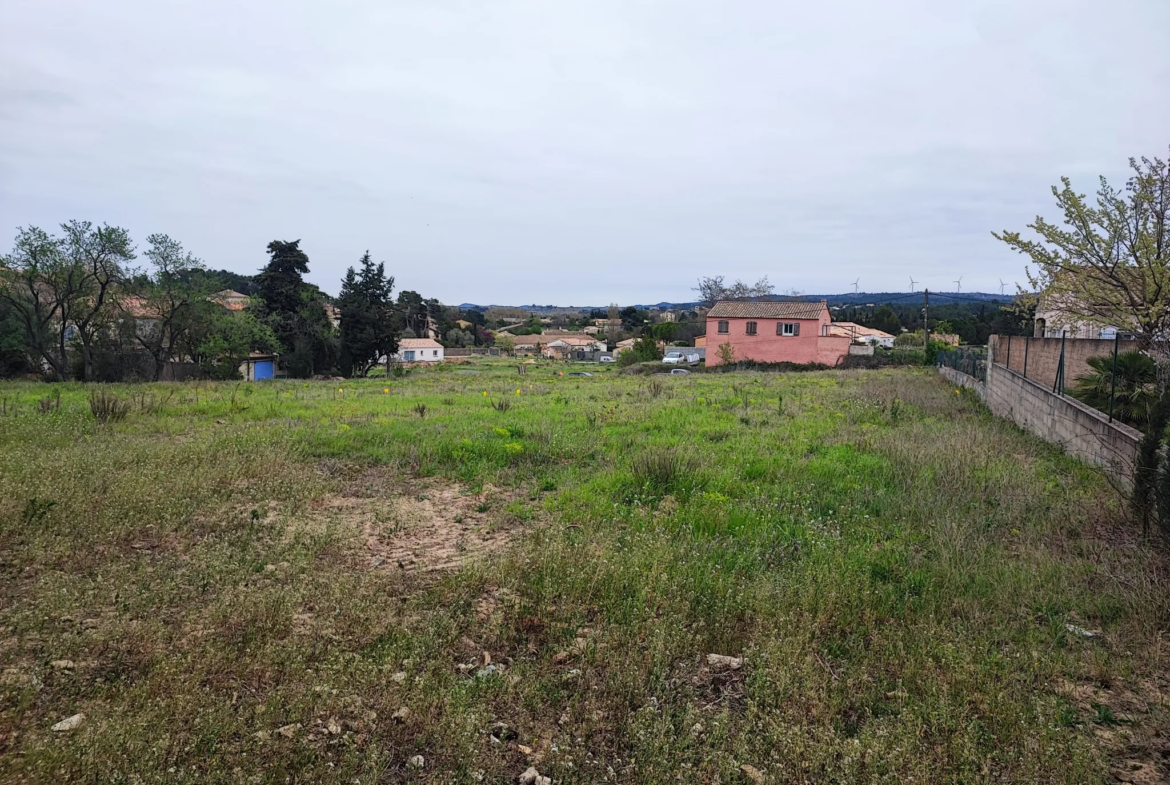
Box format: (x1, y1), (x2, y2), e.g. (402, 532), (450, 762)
(705, 300), (851, 367)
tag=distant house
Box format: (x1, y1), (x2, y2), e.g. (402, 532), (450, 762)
(828, 321), (895, 349)
(543, 336), (605, 359)
(211, 290), (250, 311)
(324, 302), (341, 329)
(612, 337), (637, 358)
(394, 338), (444, 363)
(705, 300), (850, 366)
(1034, 293), (1122, 339)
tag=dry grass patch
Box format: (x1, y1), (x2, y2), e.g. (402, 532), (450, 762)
(290, 472), (530, 573)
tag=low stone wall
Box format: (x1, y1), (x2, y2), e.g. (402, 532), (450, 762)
(942, 359), (1141, 479)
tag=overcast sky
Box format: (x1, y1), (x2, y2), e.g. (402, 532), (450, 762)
(2, 0), (1168, 305)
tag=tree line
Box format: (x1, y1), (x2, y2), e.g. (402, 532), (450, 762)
(0, 224), (492, 381)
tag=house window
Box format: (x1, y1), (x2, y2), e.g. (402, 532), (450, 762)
(745, 321), (757, 335)
(433, 350), (438, 357)
(778, 322), (797, 336)
(821, 324), (829, 337)
(404, 350), (415, 361)
(717, 320), (729, 334)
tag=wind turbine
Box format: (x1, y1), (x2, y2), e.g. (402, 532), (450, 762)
(954, 276), (963, 293)
(909, 276), (918, 293)
(999, 279), (1007, 295)
(851, 278), (860, 294)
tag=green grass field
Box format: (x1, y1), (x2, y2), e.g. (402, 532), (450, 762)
(1, 361), (1166, 784)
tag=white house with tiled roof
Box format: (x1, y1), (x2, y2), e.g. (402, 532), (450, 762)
(392, 338), (444, 363)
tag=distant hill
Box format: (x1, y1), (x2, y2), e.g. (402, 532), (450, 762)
(459, 292), (1019, 312)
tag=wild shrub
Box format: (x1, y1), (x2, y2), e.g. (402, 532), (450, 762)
(630, 448), (702, 498)
(38, 390), (61, 413)
(89, 389), (130, 422)
(647, 379), (664, 398)
(490, 398), (512, 413)
(413, 402), (428, 418)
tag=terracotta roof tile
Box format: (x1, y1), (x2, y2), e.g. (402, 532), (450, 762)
(707, 300), (827, 319)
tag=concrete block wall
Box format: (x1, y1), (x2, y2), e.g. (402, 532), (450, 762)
(982, 359), (1140, 478)
(939, 364), (986, 397)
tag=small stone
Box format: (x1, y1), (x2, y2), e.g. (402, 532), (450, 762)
(408, 755), (425, 769)
(519, 767), (540, 785)
(392, 707), (411, 722)
(1066, 623), (1099, 639)
(558, 711), (570, 726)
(51, 713), (84, 732)
(253, 730), (271, 741)
(707, 653), (745, 671)
(276, 723), (301, 738)
(50, 660), (76, 670)
(391, 671), (407, 683)
(264, 564), (277, 572)
(690, 722), (704, 736)
(326, 718), (342, 735)
(740, 763), (765, 783)
(476, 664), (501, 678)
(552, 651), (573, 664)
(517, 744), (534, 755)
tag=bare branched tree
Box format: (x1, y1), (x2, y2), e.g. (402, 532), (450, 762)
(693, 275), (775, 306)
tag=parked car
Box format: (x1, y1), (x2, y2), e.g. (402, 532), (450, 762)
(599, 356), (615, 363)
(670, 368), (690, 374)
(662, 352), (684, 364)
(568, 371), (593, 377)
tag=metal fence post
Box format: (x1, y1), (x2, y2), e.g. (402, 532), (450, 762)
(1053, 330), (1067, 394)
(1108, 332), (1119, 422)
(1006, 335), (1012, 371)
(1023, 337), (1029, 379)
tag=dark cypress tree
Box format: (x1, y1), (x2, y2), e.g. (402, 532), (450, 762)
(338, 252), (398, 376)
(253, 240), (334, 377)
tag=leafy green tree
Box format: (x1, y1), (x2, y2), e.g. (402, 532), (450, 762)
(994, 150), (1169, 343)
(616, 335), (662, 367)
(252, 240), (334, 377)
(444, 328), (474, 348)
(0, 226), (76, 378)
(0, 296), (33, 376)
(866, 305), (901, 335)
(129, 234), (207, 380)
(395, 291), (428, 338)
(652, 322), (678, 342)
(1070, 350), (1157, 429)
(177, 301), (279, 380)
(1, 222), (133, 380)
(61, 221), (135, 381)
(338, 252), (398, 377)
(495, 333), (516, 354)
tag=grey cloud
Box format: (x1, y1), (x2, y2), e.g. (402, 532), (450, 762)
(1, 0), (1168, 304)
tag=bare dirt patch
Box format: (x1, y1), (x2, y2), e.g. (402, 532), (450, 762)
(309, 473), (525, 573)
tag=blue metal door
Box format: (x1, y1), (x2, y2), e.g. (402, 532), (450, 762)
(254, 360), (273, 380)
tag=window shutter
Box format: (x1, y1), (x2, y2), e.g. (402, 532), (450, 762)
(793, 322), (800, 336)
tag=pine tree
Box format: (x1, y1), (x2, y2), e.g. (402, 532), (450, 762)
(338, 252), (398, 376)
(252, 240), (334, 377)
